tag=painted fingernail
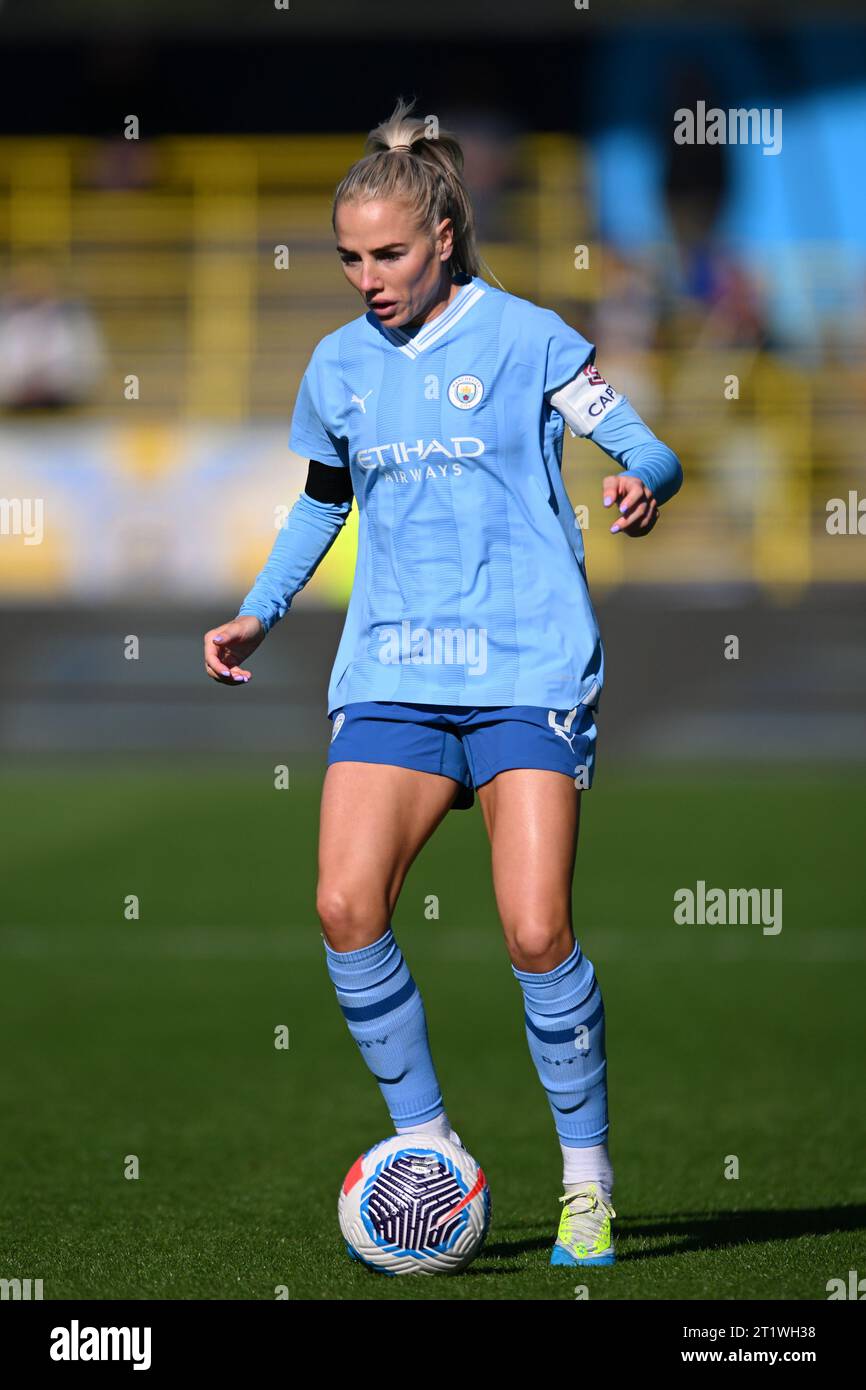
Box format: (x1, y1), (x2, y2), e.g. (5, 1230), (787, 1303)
(619, 502), (628, 513)
(603, 497), (612, 507)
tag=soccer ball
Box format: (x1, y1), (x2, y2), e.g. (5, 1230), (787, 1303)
(338, 1133), (491, 1275)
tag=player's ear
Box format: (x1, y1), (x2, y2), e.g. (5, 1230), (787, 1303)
(435, 217), (454, 260)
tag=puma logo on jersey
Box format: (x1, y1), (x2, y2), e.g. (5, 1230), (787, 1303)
(548, 707), (579, 750)
(350, 389), (373, 413)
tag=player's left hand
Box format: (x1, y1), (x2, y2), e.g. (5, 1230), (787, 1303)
(602, 474), (659, 537)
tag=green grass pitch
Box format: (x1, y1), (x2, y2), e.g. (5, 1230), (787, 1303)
(0, 760), (863, 1300)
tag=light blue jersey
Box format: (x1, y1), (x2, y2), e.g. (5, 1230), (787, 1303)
(288, 274), (609, 715)
(239, 274), (682, 714)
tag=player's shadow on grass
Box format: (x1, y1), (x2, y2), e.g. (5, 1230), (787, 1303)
(619, 1205), (866, 1261)
(485, 1205), (866, 1263)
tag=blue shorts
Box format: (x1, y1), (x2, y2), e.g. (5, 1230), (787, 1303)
(326, 702), (598, 811)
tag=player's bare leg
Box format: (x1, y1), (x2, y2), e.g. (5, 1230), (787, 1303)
(315, 760), (464, 1145)
(316, 760), (458, 951)
(475, 768), (579, 972)
(477, 768), (615, 1265)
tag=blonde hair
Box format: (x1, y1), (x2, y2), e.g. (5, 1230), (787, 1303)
(332, 96), (502, 286)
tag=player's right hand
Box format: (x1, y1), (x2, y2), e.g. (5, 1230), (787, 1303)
(203, 615), (265, 685)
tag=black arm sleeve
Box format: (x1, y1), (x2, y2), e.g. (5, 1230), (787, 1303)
(304, 458), (355, 505)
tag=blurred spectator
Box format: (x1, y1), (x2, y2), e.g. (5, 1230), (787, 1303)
(586, 247), (665, 420)
(0, 258), (106, 410)
(594, 247), (660, 356)
(652, 66), (770, 352)
(440, 84), (525, 245)
(87, 135), (158, 192)
(654, 235), (769, 352)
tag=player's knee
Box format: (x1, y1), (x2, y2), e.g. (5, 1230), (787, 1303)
(508, 923), (574, 973)
(315, 884), (387, 950)
(315, 884), (355, 935)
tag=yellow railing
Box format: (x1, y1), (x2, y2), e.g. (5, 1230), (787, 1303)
(0, 133), (600, 419)
(0, 135), (863, 588)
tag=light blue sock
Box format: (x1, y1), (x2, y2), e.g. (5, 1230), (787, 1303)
(323, 927), (445, 1127)
(512, 939), (609, 1147)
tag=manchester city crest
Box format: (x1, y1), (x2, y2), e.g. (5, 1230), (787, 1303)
(448, 374), (484, 409)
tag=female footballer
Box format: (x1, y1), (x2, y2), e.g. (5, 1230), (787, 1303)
(203, 97), (682, 1268)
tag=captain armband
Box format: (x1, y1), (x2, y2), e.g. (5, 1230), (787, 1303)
(549, 363), (623, 438)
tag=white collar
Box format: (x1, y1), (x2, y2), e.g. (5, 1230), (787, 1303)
(373, 277), (486, 358)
